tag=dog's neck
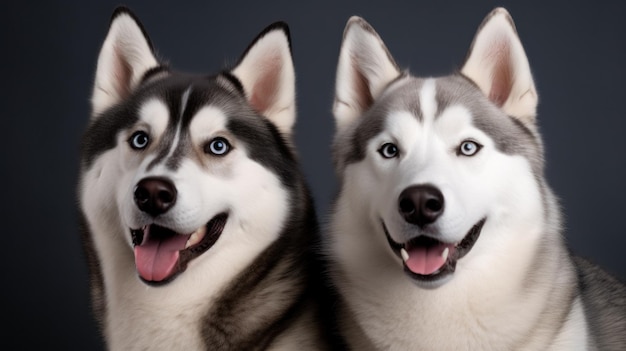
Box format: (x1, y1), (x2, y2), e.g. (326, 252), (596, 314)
(90, 216), (317, 350)
(330, 196), (582, 350)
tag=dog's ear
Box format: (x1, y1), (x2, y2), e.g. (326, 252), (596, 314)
(91, 7), (159, 117)
(231, 22), (295, 136)
(461, 7), (538, 123)
(333, 16), (401, 134)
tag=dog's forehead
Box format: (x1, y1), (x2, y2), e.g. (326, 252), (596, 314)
(139, 74), (279, 169)
(384, 76), (509, 129)
(335, 75), (542, 171)
(434, 76), (542, 163)
(139, 74), (249, 123)
(137, 98), (169, 131)
(81, 73), (251, 169)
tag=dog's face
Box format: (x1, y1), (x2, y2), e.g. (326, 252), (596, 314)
(80, 9), (296, 285)
(332, 9), (546, 288)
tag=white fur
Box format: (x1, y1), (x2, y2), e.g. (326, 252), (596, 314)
(82, 12), (315, 349)
(418, 79), (437, 124)
(161, 88), (190, 160)
(329, 12), (584, 348)
(330, 78), (578, 350)
(231, 29), (296, 136)
(91, 12), (158, 117)
(81, 97), (290, 349)
(461, 7), (538, 123)
(548, 298), (590, 350)
(333, 16), (401, 134)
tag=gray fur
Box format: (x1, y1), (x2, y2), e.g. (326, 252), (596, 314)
(80, 72), (339, 349)
(575, 256), (626, 349)
(436, 75), (544, 174)
(329, 11), (626, 350)
(334, 75), (544, 177)
(79, 8), (342, 349)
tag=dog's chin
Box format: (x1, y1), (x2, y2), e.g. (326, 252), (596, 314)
(130, 213), (228, 286)
(383, 218), (486, 289)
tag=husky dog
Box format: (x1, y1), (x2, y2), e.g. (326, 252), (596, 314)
(78, 7), (337, 350)
(327, 7), (626, 350)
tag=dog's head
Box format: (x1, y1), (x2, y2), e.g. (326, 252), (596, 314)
(80, 7), (298, 285)
(332, 8), (547, 288)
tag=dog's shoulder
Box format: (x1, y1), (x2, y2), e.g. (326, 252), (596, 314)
(573, 255), (626, 349)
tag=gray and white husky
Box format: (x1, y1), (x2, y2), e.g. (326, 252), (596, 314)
(327, 7), (626, 350)
(78, 7), (336, 350)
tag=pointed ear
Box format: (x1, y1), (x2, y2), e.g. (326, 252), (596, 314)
(461, 7), (538, 123)
(333, 16), (401, 134)
(91, 7), (159, 117)
(231, 22), (295, 136)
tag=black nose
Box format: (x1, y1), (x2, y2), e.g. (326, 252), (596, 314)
(398, 184), (444, 227)
(133, 177), (177, 217)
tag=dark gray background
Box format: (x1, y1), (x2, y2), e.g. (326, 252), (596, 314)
(2, 1), (624, 349)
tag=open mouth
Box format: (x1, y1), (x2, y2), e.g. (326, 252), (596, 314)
(384, 218), (486, 284)
(130, 213), (228, 285)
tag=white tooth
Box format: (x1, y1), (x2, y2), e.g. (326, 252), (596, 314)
(185, 232), (198, 249)
(185, 226), (207, 249)
(401, 248), (409, 262)
(442, 247), (449, 261)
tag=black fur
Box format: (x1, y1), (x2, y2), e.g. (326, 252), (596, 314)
(79, 8), (343, 349)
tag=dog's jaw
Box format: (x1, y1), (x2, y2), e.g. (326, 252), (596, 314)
(130, 213), (228, 285)
(384, 218), (486, 288)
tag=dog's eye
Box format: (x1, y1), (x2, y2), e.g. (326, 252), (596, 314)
(378, 143), (399, 158)
(205, 137), (231, 156)
(458, 140), (482, 156)
(129, 131), (150, 150)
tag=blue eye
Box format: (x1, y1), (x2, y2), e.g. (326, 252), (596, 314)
(378, 143), (399, 158)
(129, 131), (149, 150)
(205, 137), (231, 156)
(458, 140), (482, 156)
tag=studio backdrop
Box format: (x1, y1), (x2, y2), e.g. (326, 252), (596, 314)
(2, 1), (624, 349)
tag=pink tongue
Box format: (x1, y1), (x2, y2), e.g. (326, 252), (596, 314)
(134, 228), (190, 282)
(405, 243), (453, 275)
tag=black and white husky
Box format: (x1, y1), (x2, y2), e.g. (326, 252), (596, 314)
(78, 7), (336, 350)
(327, 7), (626, 350)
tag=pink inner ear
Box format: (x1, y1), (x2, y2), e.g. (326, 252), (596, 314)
(113, 45), (132, 99)
(487, 38), (513, 107)
(249, 57), (281, 114)
(350, 54), (374, 112)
